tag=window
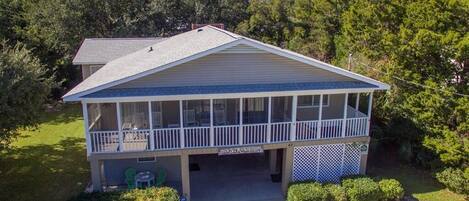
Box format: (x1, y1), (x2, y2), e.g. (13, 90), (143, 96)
(297, 95), (329, 108)
(137, 157), (156, 163)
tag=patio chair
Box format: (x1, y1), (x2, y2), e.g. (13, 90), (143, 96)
(155, 168), (167, 187)
(125, 168), (137, 189)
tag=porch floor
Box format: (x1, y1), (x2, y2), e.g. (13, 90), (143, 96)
(189, 154), (284, 201)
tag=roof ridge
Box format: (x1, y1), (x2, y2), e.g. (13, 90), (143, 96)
(204, 25), (241, 39)
(85, 37), (165, 40)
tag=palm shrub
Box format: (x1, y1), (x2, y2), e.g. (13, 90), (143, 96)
(378, 179), (404, 200)
(342, 177), (383, 201)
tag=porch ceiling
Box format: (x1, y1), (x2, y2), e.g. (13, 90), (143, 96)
(83, 81), (377, 98)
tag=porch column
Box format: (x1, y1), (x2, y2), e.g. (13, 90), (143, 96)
(291, 95), (298, 141)
(317, 94), (323, 139)
(210, 99), (214, 147)
(267, 97), (272, 143)
(82, 102), (91, 155)
(148, 101), (155, 150)
(366, 92), (373, 136)
(180, 153), (191, 200)
(355, 93), (360, 117)
(90, 158), (102, 191)
(116, 102), (123, 152)
(239, 98), (243, 145)
(341, 93), (348, 138)
(179, 100), (185, 148)
(281, 145), (294, 195)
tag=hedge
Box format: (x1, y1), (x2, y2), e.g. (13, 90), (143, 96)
(378, 179), (405, 200)
(435, 167), (469, 195)
(342, 177), (383, 201)
(68, 187), (179, 201)
(287, 182), (329, 201)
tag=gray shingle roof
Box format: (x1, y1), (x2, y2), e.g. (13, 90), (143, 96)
(84, 81), (378, 98)
(72, 38), (166, 64)
(64, 26), (240, 99)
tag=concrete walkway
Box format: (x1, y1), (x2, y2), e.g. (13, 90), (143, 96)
(190, 154), (284, 201)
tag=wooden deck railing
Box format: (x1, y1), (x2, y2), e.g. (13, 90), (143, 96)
(88, 117), (369, 153)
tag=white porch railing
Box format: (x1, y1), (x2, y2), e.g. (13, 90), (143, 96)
(88, 118), (369, 153)
(243, 124), (268, 145)
(296, 120), (319, 141)
(321, 119), (343, 138)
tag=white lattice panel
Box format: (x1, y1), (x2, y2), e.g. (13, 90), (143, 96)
(292, 143), (363, 183)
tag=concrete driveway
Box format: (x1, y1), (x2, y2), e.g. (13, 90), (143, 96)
(189, 153), (284, 201)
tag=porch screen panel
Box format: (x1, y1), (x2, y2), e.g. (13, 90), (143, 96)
(183, 100), (210, 127)
(213, 99), (239, 125)
(87, 103), (118, 131)
(151, 101), (180, 128)
(271, 96), (292, 122)
(243, 97), (268, 124)
(120, 102), (149, 130)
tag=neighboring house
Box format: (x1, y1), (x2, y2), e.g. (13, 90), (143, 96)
(64, 25), (389, 201)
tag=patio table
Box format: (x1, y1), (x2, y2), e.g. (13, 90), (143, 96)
(135, 171), (155, 188)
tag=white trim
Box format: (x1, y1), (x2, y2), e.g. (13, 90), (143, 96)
(341, 93), (348, 137)
(148, 101), (154, 150)
(64, 35), (389, 101)
(317, 94), (323, 139)
(76, 88), (376, 103)
(210, 99), (214, 147)
(267, 97), (272, 143)
(291, 95), (298, 141)
(116, 102), (123, 152)
(179, 100), (185, 148)
(297, 94), (330, 108)
(239, 97), (243, 145)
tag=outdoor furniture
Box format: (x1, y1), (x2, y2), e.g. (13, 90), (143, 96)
(155, 168), (167, 187)
(125, 168), (137, 189)
(135, 171), (155, 188)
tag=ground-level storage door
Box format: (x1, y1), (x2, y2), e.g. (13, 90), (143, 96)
(292, 143), (363, 183)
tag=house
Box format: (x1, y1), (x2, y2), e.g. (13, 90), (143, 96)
(64, 25), (389, 201)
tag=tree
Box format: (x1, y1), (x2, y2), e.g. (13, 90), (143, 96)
(0, 42), (51, 147)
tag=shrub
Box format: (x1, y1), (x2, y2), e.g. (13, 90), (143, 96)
(288, 182), (329, 201)
(435, 168), (469, 195)
(342, 177), (383, 201)
(68, 187), (179, 201)
(378, 179), (404, 200)
(324, 184), (347, 201)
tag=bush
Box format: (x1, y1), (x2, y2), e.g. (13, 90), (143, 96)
(378, 179), (404, 200)
(435, 168), (469, 195)
(324, 184), (347, 201)
(288, 182), (329, 201)
(342, 177), (383, 201)
(68, 187), (179, 201)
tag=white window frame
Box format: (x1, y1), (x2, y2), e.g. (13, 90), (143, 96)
(297, 95), (329, 108)
(137, 157), (156, 163)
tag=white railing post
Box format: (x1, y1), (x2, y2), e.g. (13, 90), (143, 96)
(210, 99), (214, 147)
(148, 101), (155, 150)
(239, 98), (243, 145)
(342, 93), (348, 138)
(179, 100), (185, 148)
(355, 93), (360, 117)
(366, 92), (373, 136)
(317, 94), (323, 139)
(267, 97), (272, 143)
(116, 102), (123, 152)
(291, 95), (298, 141)
(82, 102), (92, 155)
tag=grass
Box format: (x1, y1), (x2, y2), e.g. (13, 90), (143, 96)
(0, 103), (89, 201)
(368, 162), (466, 201)
(0, 103), (466, 201)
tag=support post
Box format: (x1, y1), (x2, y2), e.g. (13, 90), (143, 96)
(239, 98), (243, 145)
(82, 102), (91, 155)
(317, 95), (323, 139)
(116, 102), (123, 152)
(291, 95), (298, 141)
(342, 93), (348, 137)
(181, 153), (191, 200)
(355, 93), (360, 117)
(90, 158), (102, 191)
(148, 101), (154, 150)
(269, 149), (278, 174)
(179, 100), (185, 148)
(267, 97), (272, 143)
(210, 99), (214, 147)
(366, 92), (373, 136)
(281, 145), (294, 195)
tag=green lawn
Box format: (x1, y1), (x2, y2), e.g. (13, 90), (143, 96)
(0, 103), (89, 201)
(0, 103), (465, 201)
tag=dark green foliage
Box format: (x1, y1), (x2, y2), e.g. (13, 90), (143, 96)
(69, 187), (179, 201)
(342, 177), (383, 201)
(324, 184), (347, 201)
(0, 41), (51, 147)
(435, 168), (469, 195)
(287, 182), (329, 201)
(378, 179), (405, 200)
